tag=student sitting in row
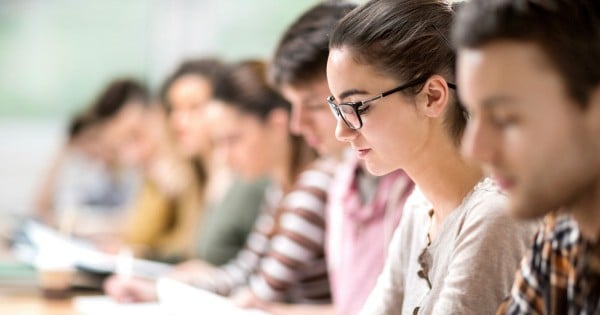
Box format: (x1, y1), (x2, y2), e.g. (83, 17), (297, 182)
(326, 0), (536, 313)
(454, 0), (600, 313)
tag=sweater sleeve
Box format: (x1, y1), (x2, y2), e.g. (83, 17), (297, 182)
(248, 166), (333, 302)
(195, 178), (268, 265)
(123, 181), (170, 250)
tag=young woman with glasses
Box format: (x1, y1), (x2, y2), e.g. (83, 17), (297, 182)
(326, 0), (536, 314)
(231, 2), (414, 315)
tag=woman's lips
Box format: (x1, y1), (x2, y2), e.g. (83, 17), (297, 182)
(356, 148), (371, 159)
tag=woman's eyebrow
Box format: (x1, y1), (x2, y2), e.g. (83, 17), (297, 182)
(338, 89), (369, 101)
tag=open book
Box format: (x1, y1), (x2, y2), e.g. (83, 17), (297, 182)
(17, 220), (171, 279)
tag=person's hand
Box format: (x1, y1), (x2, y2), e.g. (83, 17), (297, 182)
(167, 259), (216, 283)
(231, 288), (266, 309)
(103, 275), (158, 303)
(88, 236), (123, 255)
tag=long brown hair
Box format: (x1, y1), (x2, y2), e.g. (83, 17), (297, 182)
(88, 78), (149, 122)
(159, 59), (225, 195)
(159, 58), (223, 113)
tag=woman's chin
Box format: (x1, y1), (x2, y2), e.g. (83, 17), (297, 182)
(364, 160), (396, 177)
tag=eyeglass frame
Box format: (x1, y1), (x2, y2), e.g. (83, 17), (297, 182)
(327, 77), (457, 130)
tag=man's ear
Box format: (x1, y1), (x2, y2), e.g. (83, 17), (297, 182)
(415, 75), (452, 118)
(266, 108), (290, 131)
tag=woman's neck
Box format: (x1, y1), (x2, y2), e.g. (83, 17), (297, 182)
(405, 134), (483, 230)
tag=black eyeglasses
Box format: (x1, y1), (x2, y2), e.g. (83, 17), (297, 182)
(327, 77), (457, 130)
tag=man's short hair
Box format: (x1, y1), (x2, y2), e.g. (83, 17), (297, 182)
(453, 0), (600, 106)
(269, 1), (356, 87)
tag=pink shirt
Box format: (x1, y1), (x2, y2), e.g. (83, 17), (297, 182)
(326, 156), (413, 315)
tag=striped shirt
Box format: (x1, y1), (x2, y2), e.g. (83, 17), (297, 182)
(193, 158), (335, 304)
(497, 213), (600, 315)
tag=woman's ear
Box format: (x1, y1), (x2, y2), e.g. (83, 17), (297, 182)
(416, 75), (451, 118)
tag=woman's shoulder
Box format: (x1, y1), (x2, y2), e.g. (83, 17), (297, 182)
(459, 178), (536, 238)
(463, 178), (507, 218)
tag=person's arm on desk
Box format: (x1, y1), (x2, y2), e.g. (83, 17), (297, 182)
(166, 259), (217, 283)
(103, 259), (216, 303)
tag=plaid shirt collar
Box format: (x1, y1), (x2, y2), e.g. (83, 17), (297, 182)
(498, 213), (600, 315)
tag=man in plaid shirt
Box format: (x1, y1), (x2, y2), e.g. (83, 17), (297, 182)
(453, 0), (600, 314)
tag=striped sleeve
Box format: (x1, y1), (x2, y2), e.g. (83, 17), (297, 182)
(189, 189), (279, 296)
(248, 161), (334, 302)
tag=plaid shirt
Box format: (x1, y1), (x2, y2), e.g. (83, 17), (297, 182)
(497, 213), (600, 315)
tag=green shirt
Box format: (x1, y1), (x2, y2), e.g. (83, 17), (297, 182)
(194, 177), (269, 265)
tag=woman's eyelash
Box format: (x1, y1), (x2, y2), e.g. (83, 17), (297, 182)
(357, 104), (371, 114)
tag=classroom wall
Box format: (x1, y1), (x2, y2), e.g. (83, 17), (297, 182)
(0, 0), (329, 214)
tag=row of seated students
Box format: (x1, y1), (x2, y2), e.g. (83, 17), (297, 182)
(103, 4), (412, 314)
(41, 0), (600, 314)
(35, 60), (266, 264)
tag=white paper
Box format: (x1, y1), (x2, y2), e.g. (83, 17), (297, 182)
(157, 277), (270, 315)
(21, 221), (171, 279)
(74, 296), (166, 315)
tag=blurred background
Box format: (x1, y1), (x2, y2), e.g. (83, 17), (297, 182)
(0, 0), (326, 215)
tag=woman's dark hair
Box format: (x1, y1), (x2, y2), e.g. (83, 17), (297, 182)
(214, 60), (315, 182)
(89, 78), (149, 122)
(330, 0), (466, 143)
(159, 58), (223, 112)
(453, 0), (600, 107)
(214, 60), (291, 120)
(159, 59), (223, 193)
(67, 111), (98, 140)
(270, 1), (356, 87)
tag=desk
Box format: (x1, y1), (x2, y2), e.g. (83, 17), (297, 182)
(0, 292), (80, 315)
(0, 246), (103, 314)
